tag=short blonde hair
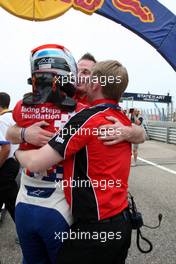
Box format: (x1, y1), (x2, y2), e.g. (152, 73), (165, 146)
(91, 60), (129, 101)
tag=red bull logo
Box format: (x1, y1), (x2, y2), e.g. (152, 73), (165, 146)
(61, 0), (105, 13)
(61, 0), (154, 22)
(38, 0), (154, 22)
(112, 0), (155, 22)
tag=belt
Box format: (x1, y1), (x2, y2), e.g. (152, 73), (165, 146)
(99, 208), (130, 223)
(83, 208), (130, 224)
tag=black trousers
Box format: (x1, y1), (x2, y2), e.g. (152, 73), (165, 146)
(0, 158), (19, 222)
(57, 208), (132, 264)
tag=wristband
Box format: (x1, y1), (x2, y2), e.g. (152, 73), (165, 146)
(0, 140), (10, 145)
(20, 127), (26, 143)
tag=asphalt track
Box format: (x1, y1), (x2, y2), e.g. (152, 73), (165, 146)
(0, 140), (176, 264)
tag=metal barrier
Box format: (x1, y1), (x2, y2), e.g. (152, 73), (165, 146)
(168, 128), (176, 144)
(146, 125), (176, 144)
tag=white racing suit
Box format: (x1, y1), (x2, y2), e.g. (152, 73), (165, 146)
(13, 101), (83, 264)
